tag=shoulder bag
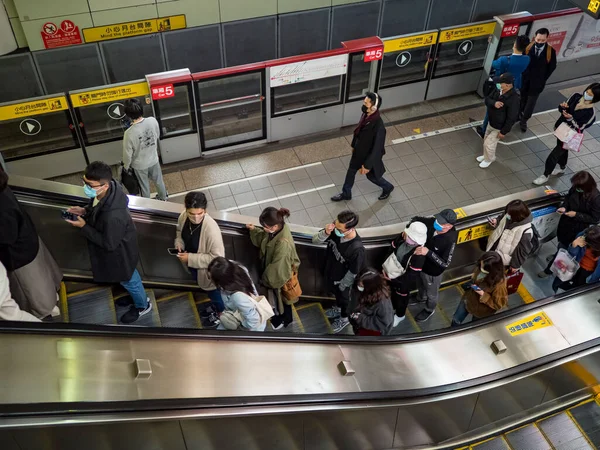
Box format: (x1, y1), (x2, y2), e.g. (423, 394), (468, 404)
(250, 294), (275, 323)
(382, 251), (414, 280)
(282, 270), (302, 300)
(120, 162), (140, 195)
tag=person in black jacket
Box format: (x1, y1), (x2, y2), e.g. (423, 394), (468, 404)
(477, 73), (520, 169)
(539, 171), (600, 278)
(533, 84), (600, 185)
(519, 28), (557, 132)
(409, 209), (458, 323)
(331, 92), (394, 202)
(65, 161), (151, 324)
(312, 210), (365, 333)
(0, 166), (62, 318)
(349, 268), (394, 336)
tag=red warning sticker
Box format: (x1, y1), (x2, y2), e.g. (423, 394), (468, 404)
(41, 20), (82, 49)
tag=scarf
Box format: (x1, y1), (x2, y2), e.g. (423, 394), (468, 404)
(395, 241), (417, 263)
(353, 110), (381, 136)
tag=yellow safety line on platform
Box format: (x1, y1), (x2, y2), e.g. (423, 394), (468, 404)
(516, 283), (536, 304)
(188, 292), (202, 329)
(59, 282), (69, 323)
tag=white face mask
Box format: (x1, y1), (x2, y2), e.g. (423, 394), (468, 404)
(357, 285), (365, 292)
(584, 92), (593, 101)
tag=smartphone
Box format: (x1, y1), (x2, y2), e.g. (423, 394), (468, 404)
(167, 248), (180, 256)
(487, 216), (495, 225)
(61, 210), (78, 221)
(471, 285), (481, 291)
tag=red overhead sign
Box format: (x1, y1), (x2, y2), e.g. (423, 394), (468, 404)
(41, 20), (82, 49)
(501, 24), (520, 38)
(364, 47), (383, 62)
(151, 84), (175, 100)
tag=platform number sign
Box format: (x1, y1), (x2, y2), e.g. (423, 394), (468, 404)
(151, 84), (175, 100)
(364, 47), (383, 62)
(501, 24), (519, 38)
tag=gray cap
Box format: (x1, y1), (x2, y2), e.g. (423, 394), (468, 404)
(435, 209), (457, 225)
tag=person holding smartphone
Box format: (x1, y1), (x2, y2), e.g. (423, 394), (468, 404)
(452, 251), (508, 326)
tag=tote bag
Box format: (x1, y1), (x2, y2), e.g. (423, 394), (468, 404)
(562, 132), (584, 152)
(550, 248), (580, 282)
(250, 295), (275, 323)
(382, 252), (414, 280)
(553, 122), (577, 143)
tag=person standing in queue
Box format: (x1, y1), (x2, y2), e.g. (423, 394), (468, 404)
(313, 210), (365, 333)
(122, 98), (168, 201)
(408, 209), (458, 323)
(349, 268), (394, 336)
(477, 73), (520, 169)
(519, 28), (557, 132)
(552, 225), (600, 292)
(539, 171), (600, 278)
(174, 191), (225, 326)
(533, 84), (600, 186)
(0, 261), (40, 322)
(246, 207), (300, 330)
(65, 161), (152, 324)
(331, 92), (394, 202)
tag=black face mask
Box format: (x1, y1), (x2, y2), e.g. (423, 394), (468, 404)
(535, 42), (545, 49)
(361, 105), (368, 114)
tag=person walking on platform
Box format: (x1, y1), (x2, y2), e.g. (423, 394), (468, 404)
(331, 92), (394, 202)
(122, 98), (168, 201)
(476, 35), (530, 137)
(539, 171), (600, 278)
(477, 73), (520, 169)
(519, 28), (557, 132)
(533, 84), (600, 186)
(552, 225), (600, 293)
(407, 209), (458, 323)
(65, 161), (152, 324)
(451, 251), (508, 326)
(313, 210), (365, 333)
(0, 166), (62, 319)
(246, 207), (301, 330)
(349, 268), (394, 336)
(174, 191), (225, 326)
(0, 261), (40, 322)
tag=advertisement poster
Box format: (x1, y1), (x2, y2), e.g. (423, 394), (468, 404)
(269, 54), (348, 88)
(532, 12), (600, 62)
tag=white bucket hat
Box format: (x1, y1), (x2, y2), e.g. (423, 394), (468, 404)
(404, 221), (428, 246)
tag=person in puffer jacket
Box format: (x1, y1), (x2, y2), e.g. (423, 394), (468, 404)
(486, 200), (536, 272)
(350, 268), (394, 336)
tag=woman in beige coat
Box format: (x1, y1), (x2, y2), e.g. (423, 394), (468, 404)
(174, 192), (225, 324)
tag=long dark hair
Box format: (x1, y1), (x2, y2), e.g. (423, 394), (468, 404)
(356, 268), (390, 306)
(571, 171), (597, 196)
(208, 257), (255, 295)
(505, 199), (531, 223)
(259, 207), (290, 228)
(584, 225), (600, 257)
(478, 251), (505, 288)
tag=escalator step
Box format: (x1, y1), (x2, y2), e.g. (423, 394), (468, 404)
(471, 436), (511, 450)
(537, 412), (594, 450)
(113, 290), (161, 327)
(67, 287), (116, 325)
(156, 292), (201, 329)
(569, 400), (600, 447)
(296, 303), (331, 334)
(505, 424), (551, 450)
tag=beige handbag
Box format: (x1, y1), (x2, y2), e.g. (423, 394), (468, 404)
(250, 294), (275, 323)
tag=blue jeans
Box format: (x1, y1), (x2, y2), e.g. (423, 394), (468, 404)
(190, 268), (225, 312)
(342, 168), (394, 198)
(452, 300), (470, 326)
(120, 269), (148, 309)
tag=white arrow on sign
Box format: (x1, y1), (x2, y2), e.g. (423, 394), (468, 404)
(107, 102), (126, 120)
(19, 118), (42, 136)
(395, 51), (412, 68)
(26, 122), (35, 133)
(112, 105), (121, 116)
(457, 40), (473, 56)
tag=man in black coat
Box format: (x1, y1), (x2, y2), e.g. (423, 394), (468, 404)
(331, 92), (394, 202)
(519, 28), (557, 132)
(65, 161), (151, 324)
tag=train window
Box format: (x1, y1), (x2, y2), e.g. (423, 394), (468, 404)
(0, 54), (43, 103)
(156, 84), (195, 137)
(433, 36), (489, 77)
(197, 72), (264, 149)
(272, 76), (343, 115)
(347, 54), (371, 100)
(0, 112), (78, 161)
(380, 46), (432, 88)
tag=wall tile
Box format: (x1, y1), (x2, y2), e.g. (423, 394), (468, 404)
(87, 0), (154, 11)
(157, 0), (220, 28)
(220, 0), (277, 22)
(13, 0), (89, 21)
(3, 0), (18, 18)
(91, 5), (158, 26)
(9, 16), (27, 47)
(278, 0), (330, 14)
(20, 13), (93, 51)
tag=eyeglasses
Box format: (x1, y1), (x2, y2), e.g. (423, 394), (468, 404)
(81, 177), (105, 189)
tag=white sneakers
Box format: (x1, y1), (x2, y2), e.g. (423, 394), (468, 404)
(552, 167), (565, 175)
(479, 160), (493, 168)
(393, 314), (405, 327)
(533, 175), (549, 185)
(476, 155), (485, 162)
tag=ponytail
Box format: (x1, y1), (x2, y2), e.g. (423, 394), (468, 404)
(259, 206), (290, 228)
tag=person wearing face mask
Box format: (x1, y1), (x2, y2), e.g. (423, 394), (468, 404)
(539, 171), (600, 278)
(533, 84), (600, 186)
(349, 268), (394, 336)
(0, 166), (62, 319)
(477, 73), (520, 168)
(451, 251), (508, 325)
(406, 209), (458, 323)
(486, 200), (537, 272)
(313, 210), (365, 333)
(519, 28), (557, 132)
(552, 225), (600, 293)
(246, 207), (300, 330)
(65, 161), (151, 324)
(174, 191), (225, 325)
(331, 92), (394, 202)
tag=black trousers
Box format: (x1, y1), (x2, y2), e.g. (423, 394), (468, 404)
(544, 138), (569, 177)
(334, 285), (351, 318)
(520, 91), (540, 127)
(270, 289), (293, 327)
(342, 168), (393, 198)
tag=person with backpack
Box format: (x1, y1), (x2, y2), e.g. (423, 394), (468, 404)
(486, 199), (538, 272)
(349, 268), (394, 336)
(552, 225), (600, 292)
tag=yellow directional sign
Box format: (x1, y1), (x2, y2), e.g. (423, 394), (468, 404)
(506, 312), (553, 336)
(83, 15), (186, 43)
(384, 32), (438, 53)
(0, 96), (68, 121)
(457, 223), (491, 244)
(70, 82), (150, 108)
(439, 22), (496, 43)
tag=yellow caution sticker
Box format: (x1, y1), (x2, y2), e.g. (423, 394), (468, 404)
(589, 0), (600, 14)
(383, 32), (438, 53)
(83, 15), (186, 43)
(456, 223), (491, 244)
(454, 207), (467, 219)
(70, 82), (150, 108)
(439, 22), (496, 43)
(506, 312), (553, 336)
(0, 96), (68, 121)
